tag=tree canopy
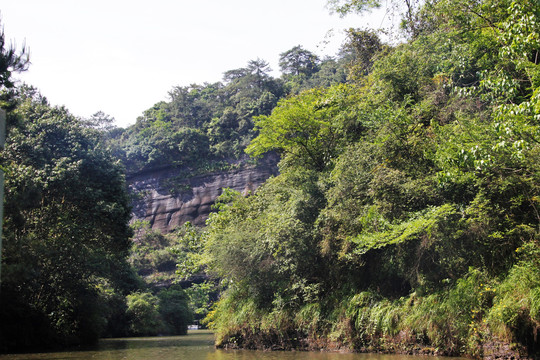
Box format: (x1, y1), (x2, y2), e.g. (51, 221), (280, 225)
(107, 48), (352, 175)
(1, 1), (539, 357)
(201, 0), (540, 357)
(0, 87), (136, 348)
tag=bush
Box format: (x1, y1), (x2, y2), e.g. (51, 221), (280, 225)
(126, 292), (163, 336)
(158, 285), (193, 335)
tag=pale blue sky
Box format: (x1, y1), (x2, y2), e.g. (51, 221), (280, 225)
(1, 0), (386, 127)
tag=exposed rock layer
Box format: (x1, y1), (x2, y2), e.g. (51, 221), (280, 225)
(128, 156), (279, 232)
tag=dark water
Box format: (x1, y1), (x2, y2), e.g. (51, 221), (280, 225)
(0, 330), (464, 360)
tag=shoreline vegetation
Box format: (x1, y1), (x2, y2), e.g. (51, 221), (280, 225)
(199, 1), (540, 359)
(1, 0), (539, 358)
(216, 330), (524, 359)
(212, 284), (536, 359)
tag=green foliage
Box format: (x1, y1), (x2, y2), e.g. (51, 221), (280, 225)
(129, 221), (199, 286)
(0, 87), (135, 349)
(126, 286), (192, 336)
(128, 221), (213, 326)
(247, 84), (361, 171)
(185, 281), (214, 321)
(129, 221), (175, 278)
(341, 29), (385, 80)
(279, 45), (320, 78)
(170, 222), (206, 280)
(205, 290), (262, 346)
(120, 121), (211, 173)
(204, 168), (326, 310)
(326, 0), (380, 16)
(202, 0), (540, 357)
(158, 285), (192, 335)
(349, 204), (459, 254)
(108, 44), (355, 175)
(126, 292), (163, 336)
(487, 242), (540, 344)
(2, 0), (538, 355)
(108, 57), (288, 174)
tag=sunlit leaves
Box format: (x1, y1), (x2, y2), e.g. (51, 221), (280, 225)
(204, 169), (325, 309)
(349, 204), (460, 254)
(246, 84), (360, 171)
(279, 45), (320, 77)
(202, 0), (540, 352)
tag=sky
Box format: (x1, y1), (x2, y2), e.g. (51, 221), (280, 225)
(1, 0), (386, 127)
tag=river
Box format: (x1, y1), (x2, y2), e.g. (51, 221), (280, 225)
(0, 330), (465, 360)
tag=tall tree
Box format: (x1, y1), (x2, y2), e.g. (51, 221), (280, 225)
(246, 84), (360, 171)
(341, 29), (384, 78)
(279, 45), (320, 77)
(0, 20), (30, 90)
(0, 87), (134, 349)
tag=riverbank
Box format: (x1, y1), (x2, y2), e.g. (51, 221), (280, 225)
(208, 273), (539, 360)
(217, 329), (532, 360)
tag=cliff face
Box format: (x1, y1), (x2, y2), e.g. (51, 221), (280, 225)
(128, 156), (279, 233)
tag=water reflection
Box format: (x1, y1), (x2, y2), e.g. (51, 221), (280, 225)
(0, 330), (463, 360)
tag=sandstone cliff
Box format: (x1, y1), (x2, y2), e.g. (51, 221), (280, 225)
(127, 155), (279, 233)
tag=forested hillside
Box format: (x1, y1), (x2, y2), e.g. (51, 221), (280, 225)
(105, 46), (350, 175)
(107, 31), (355, 333)
(0, 9), (352, 351)
(0, 37), (193, 351)
(0, 0), (539, 358)
(196, 0), (540, 358)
